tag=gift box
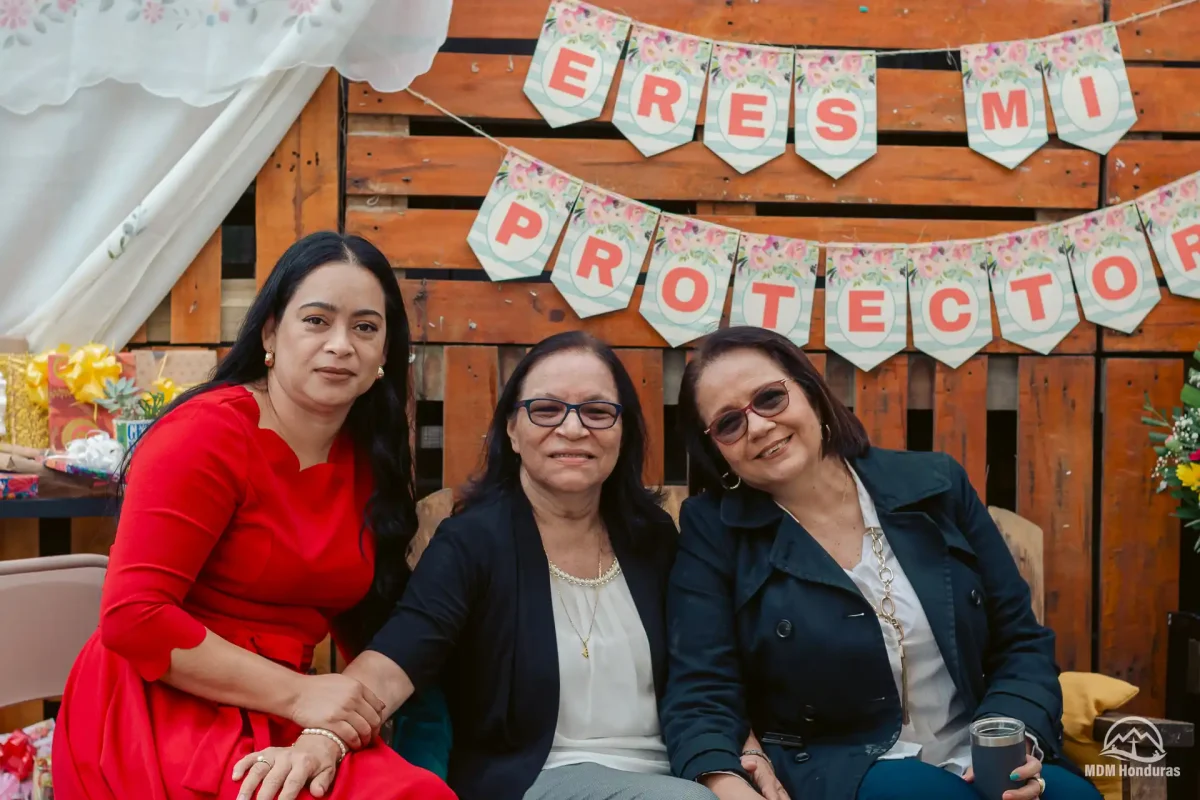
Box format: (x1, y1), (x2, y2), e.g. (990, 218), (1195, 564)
(0, 718), (53, 800)
(0, 355), (49, 451)
(47, 351), (135, 451)
(0, 472), (37, 499)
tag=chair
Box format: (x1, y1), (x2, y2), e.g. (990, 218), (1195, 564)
(0, 554), (107, 708)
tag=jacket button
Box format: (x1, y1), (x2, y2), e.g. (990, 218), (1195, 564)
(970, 589), (982, 606)
(776, 619), (793, 638)
(793, 752), (811, 764)
(803, 705), (817, 723)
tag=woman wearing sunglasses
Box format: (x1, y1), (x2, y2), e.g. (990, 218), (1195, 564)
(659, 326), (1099, 800)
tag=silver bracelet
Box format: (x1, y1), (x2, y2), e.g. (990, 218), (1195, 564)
(299, 727), (348, 763)
(742, 748), (772, 768)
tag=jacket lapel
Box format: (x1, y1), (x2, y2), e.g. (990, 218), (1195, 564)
(509, 491), (560, 739)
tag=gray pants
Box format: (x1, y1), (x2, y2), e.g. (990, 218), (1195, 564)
(523, 763), (718, 800)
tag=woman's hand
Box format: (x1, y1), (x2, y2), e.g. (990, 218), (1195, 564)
(286, 673), (385, 749)
(741, 753), (789, 800)
(232, 735), (341, 800)
(701, 773), (769, 800)
(963, 753), (1045, 800)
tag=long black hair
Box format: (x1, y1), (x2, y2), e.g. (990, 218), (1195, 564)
(119, 231), (417, 653)
(456, 331), (666, 550)
(678, 326), (870, 494)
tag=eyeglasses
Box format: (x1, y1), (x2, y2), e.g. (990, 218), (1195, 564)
(704, 379), (793, 444)
(515, 398), (623, 430)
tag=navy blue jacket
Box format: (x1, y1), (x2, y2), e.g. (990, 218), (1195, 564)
(367, 488), (678, 800)
(660, 448), (1064, 800)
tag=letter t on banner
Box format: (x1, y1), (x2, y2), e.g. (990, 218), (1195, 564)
(824, 245), (909, 372)
(1039, 24), (1136, 154)
(730, 233), (819, 346)
(979, 230), (1079, 354)
(793, 51), (878, 179)
(961, 40), (1048, 168)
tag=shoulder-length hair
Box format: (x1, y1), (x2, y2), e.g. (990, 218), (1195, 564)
(456, 331), (666, 550)
(119, 231), (417, 653)
(678, 326), (870, 494)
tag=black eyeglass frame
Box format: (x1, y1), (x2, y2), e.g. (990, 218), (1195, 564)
(513, 398), (624, 430)
(704, 378), (794, 444)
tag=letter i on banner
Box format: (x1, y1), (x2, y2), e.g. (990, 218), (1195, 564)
(704, 43), (794, 173)
(1040, 24), (1136, 154)
(961, 40), (1048, 168)
(824, 245), (908, 372)
(907, 242), (994, 369)
(549, 185), (659, 318)
(467, 149), (583, 281)
(793, 50), (877, 179)
(1138, 174), (1200, 299)
(979, 229), (1079, 354)
(729, 233), (818, 346)
(613, 24), (712, 157)
(523, 1), (631, 128)
(1059, 205), (1161, 332)
(639, 214), (740, 347)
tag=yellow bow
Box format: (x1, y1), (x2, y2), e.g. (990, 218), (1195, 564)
(22, 344), (71, 409)
(145, 377), (184, 405)
(59, 343), (123, 406)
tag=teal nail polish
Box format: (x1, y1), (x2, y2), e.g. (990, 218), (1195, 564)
(1009, 771), (1021, 781)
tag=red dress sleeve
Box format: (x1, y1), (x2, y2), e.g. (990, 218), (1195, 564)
(98, 396), (247, 681)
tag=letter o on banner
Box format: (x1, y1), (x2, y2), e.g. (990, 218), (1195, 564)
(1088, 249), (1142, 312)
(487, 195), (549, 262)
(658, 263), (715, 325)
(542, 41), (603, 108)
(837, 287), (895, 349)
(922, 283), (979, 346)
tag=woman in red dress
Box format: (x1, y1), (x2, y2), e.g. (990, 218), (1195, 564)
(51, 232), (457, 800)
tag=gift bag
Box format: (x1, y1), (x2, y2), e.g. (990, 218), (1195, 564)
(47, 351), (136, 451)
(0, 355), (50, 451)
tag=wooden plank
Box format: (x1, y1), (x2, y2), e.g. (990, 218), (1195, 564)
(348, 137), (1101, 209)
(1099, 358), (1183, 716)
(401, 279), (1098, 354)
(70, 517), (116, 556)
(806, 351), (827, 376)
(447, 0), (1102, 49)
(170, 229), (223, 344)
(442, 346), (499, 493)
(1102, 295), (1200, 353)
(1016, 356), (1094, 673)
(298, 72), (341, 238)
(616, 349), (665, 486)
(932, 356), (989, 503)
(1106, 140), (1200, 205)
(1114, 0), (1200, 62)
(255, 117), (301, 288)
(854, 355), (908, 450)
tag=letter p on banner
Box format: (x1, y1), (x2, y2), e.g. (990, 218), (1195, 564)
(730, 232), (819, 346)
(824, 245), (909, 372)
(794, 51), (877, 179)
(907, 242), (994, 368)
(961, 40), (1048, 169)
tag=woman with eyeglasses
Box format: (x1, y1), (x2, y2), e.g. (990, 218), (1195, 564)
(237, 331), (768, 800)
(659, 326), (1099, 800)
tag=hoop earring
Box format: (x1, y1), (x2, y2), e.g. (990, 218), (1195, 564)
(721, 472), (742, 491)
(264, 351), (275, 368)
(376, 366), (385, 380)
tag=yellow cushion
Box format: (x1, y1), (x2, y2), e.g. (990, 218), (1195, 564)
(1059, 672), (1139, 800)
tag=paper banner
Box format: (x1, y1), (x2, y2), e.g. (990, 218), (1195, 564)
(523, 0), (631, 128)
(639, 214), (739, 347)
(793, 50), (878, 179)
(467, 150), (583, 281)
(703, 43), (794, 174)
(979, 229), (1079, 354)
(1039, 24), (1136, 155)
(1137, 175), (1200, 299)
(729, 233), (819, 346)
(1058, 205), (1161, 332)
(961, 40), (1049, 169)
(549, 185), (659, 318)
(907, 242), (994, 368)
(613, 24), (712, 157)
(824, 245), (909, 372)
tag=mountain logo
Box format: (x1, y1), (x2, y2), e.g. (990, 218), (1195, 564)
(1099, 716), (1167, 764)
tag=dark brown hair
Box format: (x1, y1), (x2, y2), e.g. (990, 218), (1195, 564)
(678, 326), (870, 494)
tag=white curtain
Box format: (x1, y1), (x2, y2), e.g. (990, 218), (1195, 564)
(0, 0), (452, 352)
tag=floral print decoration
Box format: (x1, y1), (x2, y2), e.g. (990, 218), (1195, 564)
(625, 23), (707, 76)
(709, 42), (792, 89)
(735, 233), (816, 281)
(795, 50), (874, 93)
(1038, 24), (1121, 79)
(571, 185), (655, 248)
(1057, 203), (1143, 259)
(1139, 176), (1200, 236)
(962, 39), (1039, 87)
(541, 0), (627, 54)
(977, 228), (1058, 278)
(494, 150), (578, 216)
(906, 241), (982, 285)
(653, 215), (738, 272)
(826, 245), (907, 287)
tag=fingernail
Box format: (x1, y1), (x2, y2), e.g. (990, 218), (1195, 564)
(1010, 772), (1021, 781)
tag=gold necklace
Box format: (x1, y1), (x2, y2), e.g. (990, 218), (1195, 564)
(866, 526), (910, 725)
(549, 558), (611, 658)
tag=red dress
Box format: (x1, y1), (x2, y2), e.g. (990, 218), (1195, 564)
(52, 385), (455, 800)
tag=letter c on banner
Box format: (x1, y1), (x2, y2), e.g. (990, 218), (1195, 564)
(930, 286), (972, 333)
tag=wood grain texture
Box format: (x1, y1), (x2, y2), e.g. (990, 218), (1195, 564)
(170, 229), (223, 344)
(1113, 0), (1200, 62)
(298, 72), (341, 239)
(806, 352), (827, 377)
(1099, 358), (1183, 717)
(447, 0), (1102, 50)
(616, 349), (665, 486)
(442, 346), (499, 493)
(1016, 356), (1094, 673)
(1101, 295), (1200, 353)
(854, 356), (908, 450)
(255, 117), (301, 288)
(933, 356), (989, 503)
(70, 517), (116, 556)
(347, 137), (1101, 209)
(1106, 140), (1200, 205)
(401, 279), (1098, 354)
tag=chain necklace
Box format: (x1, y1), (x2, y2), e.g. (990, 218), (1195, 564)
(547, 556), (622, 658)
(865, 525), (910, 725)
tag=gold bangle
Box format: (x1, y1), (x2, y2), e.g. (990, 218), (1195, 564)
(299, 727), (348, 763)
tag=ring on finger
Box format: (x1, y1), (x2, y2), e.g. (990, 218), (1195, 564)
(1034, 775), (1046, 795)
(253, 756), (273, 769)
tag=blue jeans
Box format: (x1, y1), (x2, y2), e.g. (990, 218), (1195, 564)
(856, 758), (1102, 800)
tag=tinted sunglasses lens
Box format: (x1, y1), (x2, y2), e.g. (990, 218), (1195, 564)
(579, 402), (620, 429)
(712, 412), (747, 444)
(753, 385), (790, 416)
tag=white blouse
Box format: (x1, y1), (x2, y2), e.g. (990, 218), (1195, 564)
(541, 569), (672, 775)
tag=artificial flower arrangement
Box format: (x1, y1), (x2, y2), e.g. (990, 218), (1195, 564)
(1143, 341), (1200, 551)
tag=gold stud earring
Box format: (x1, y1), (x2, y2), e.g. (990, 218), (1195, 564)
(264, 351), (275, 368)
(376, 366), (385, 380)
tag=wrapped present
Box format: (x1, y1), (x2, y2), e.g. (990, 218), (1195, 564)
(0, 355), (49, 451)
(0, 719), (52, 800)
(47, 347), (136, 450)
(0, 472), (37, 499)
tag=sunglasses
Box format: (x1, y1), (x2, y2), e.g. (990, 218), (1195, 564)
(515, 398), (623, 430)
(704, 379), (793, 445)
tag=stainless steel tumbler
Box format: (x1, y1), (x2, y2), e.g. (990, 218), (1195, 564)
(969, 717), (1028, 800)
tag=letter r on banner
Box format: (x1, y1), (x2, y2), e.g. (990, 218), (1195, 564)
(495, 201), (544, 246)
(1172, 224), (1200, 272)
(930, 287), (973, 332)
(662, 266), (710, 313)
(848, 289), (886, 332)
(1009, 272), (1054, 321)
(751, 282), (797, 329)
(638, 75), (682, 123)
(548, 47), (596, 99)
(576, 236), (622, 288)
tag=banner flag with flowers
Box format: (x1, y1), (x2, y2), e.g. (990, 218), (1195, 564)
(703, 43), (794, 174)
(612, 23), (712, 158)
(523, 0), (631, 128)
(793, 50), (877, 179)
(729, 233), (819, 347)
(639, 214), (740, 348)
(467, 149), (583, 281)
(907, 242), (994, 369)
(549, 185), (659, 319)
(980, 230), (1079, 354)
(824, 245), (909, 372)
(1059, 205), (1161, 333)
(1039, 24), (1136, 155)
(1137, 175), (1200, 300)
(961, 40), (1048, 169)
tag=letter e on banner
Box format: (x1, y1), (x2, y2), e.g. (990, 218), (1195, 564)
(487, 195), (548, 262)
(720, 88), (776, 150)
(571, 233), (630, 298)
(543, 41), (602, 107)
(838, 288), (895, 348)
(659, 263), (715, 324)
(1005, 269), (1064, 332)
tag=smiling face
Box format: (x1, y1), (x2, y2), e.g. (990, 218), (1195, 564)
(262, 261), (387, 413)
(693, 347), (826, 493)
(506, 349), (623, 497)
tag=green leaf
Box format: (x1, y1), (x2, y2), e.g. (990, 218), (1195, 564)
(1150, 431), (1169, 442)
(1182, 384), (1200, 409)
